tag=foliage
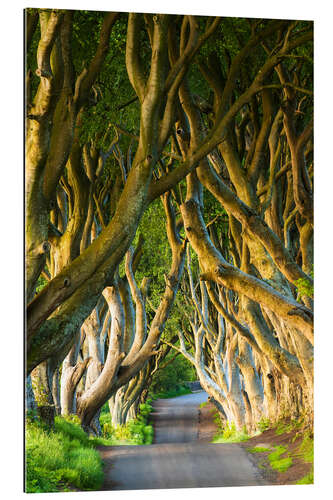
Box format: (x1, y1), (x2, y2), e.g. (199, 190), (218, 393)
(149, 352), (196, 396)
(25, 416), (103, 493)
(26, 397), (155, 493)
(30, 376), (51, 406)
(293, 433), (314, 484)
(212, 419), (249, 443)
(296, 268), (314, 300)
(35, 275), (48, 295)
(151, 385), (192, 399)
(257, 417), (271, 433)
(275, 417), (303, 435)
(99, 400), (154, 445)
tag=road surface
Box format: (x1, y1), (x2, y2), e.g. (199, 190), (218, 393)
(99, 391), (267, 490)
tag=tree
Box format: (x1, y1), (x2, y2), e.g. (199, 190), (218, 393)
(26, 10), (313, 432)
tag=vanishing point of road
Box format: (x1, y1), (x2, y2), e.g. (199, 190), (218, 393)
(99, 391), (268, 490)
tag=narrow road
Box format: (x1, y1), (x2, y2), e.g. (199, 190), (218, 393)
(99, 391), (267, 490)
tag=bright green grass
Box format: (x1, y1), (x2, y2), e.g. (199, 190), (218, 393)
(275, 418), (303, 436)
(212, 420), (249, 443)
(293, 433), (314, 485)
(297, 434), (314, 463)
(268, 445), (293, 472)
(99, 400), (154, 445)
(247, 446), (272, 453)
(25, 416), (104, 493)
(296, 471), (314, 484)
(212, 431), (249, 443)
(26, 400), (155, 493)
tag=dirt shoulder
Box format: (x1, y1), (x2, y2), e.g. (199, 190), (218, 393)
(241, 427), (313, 485)
(197, 400), (219, 442)
(198, 404), (313, 486)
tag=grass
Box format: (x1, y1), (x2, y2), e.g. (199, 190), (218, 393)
(275, 417), (303, 436)
(247, 444), (293, 473)
(26, 400), (155, 493)
(246, 424), (314, 482)
(296, 471), (314, 484)
(297, 433), (314, 463)
(99, 400), (154, 445)
(293, 433), (314, 484)
(247, 446), (272, 453)
(268, 446), (293, 472)
(243, 417), (314, 483)
(212, 418), (250, 443)
(25, 415), (104, 493)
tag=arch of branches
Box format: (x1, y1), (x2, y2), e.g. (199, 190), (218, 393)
(25, 9), (313, 434)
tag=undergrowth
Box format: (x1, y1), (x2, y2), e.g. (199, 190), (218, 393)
(293, 432), (314, 484)
(268, 445), (293, 472)
(212, 417), (250, 443)
(25, 415), (104, 493)
(26, 399), (154, 493)
(248, 446), (271, 453)
(245, 419), (314, 483)
(99, 399), (154, 445)
(296, 471), (314, 484)
(150, 384), (191, 399)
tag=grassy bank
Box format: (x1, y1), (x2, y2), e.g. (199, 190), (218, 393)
(246, 428), (313, 484)
(99, 399), (154, 445)
(209, 411), (313, 485)
(25, 415), (104, 493)
(25, 400), (154, 493)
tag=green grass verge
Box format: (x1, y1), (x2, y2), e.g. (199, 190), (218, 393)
(293, 433), (314, 485)
(247, 446), (272, 453)
(99, 399), (154, 445)
(297, 434), (314, 463)
(25, 416), (104, 493)
(26, 400), (155, 493)
(296, 471), (314, 484)
(212, 419), (250, 443)
(268, 445), (293, 472)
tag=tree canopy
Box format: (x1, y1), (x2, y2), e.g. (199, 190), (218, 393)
(25, 8), (313, 435)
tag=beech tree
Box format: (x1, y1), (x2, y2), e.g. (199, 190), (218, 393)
(25, 9), (313, 432)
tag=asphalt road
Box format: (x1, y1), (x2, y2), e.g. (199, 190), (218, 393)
(99, 391), (267, 490)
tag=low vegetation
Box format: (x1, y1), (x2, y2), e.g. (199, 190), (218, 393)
(25, 415), (104, 493)
(25, 400), (154, 493)
(212, 416), (250, 443)
(100, 400), (154, 445)
(244, 419), (314, 484)
(267, 446), (293, 472)
(25, 8), (313, 492)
